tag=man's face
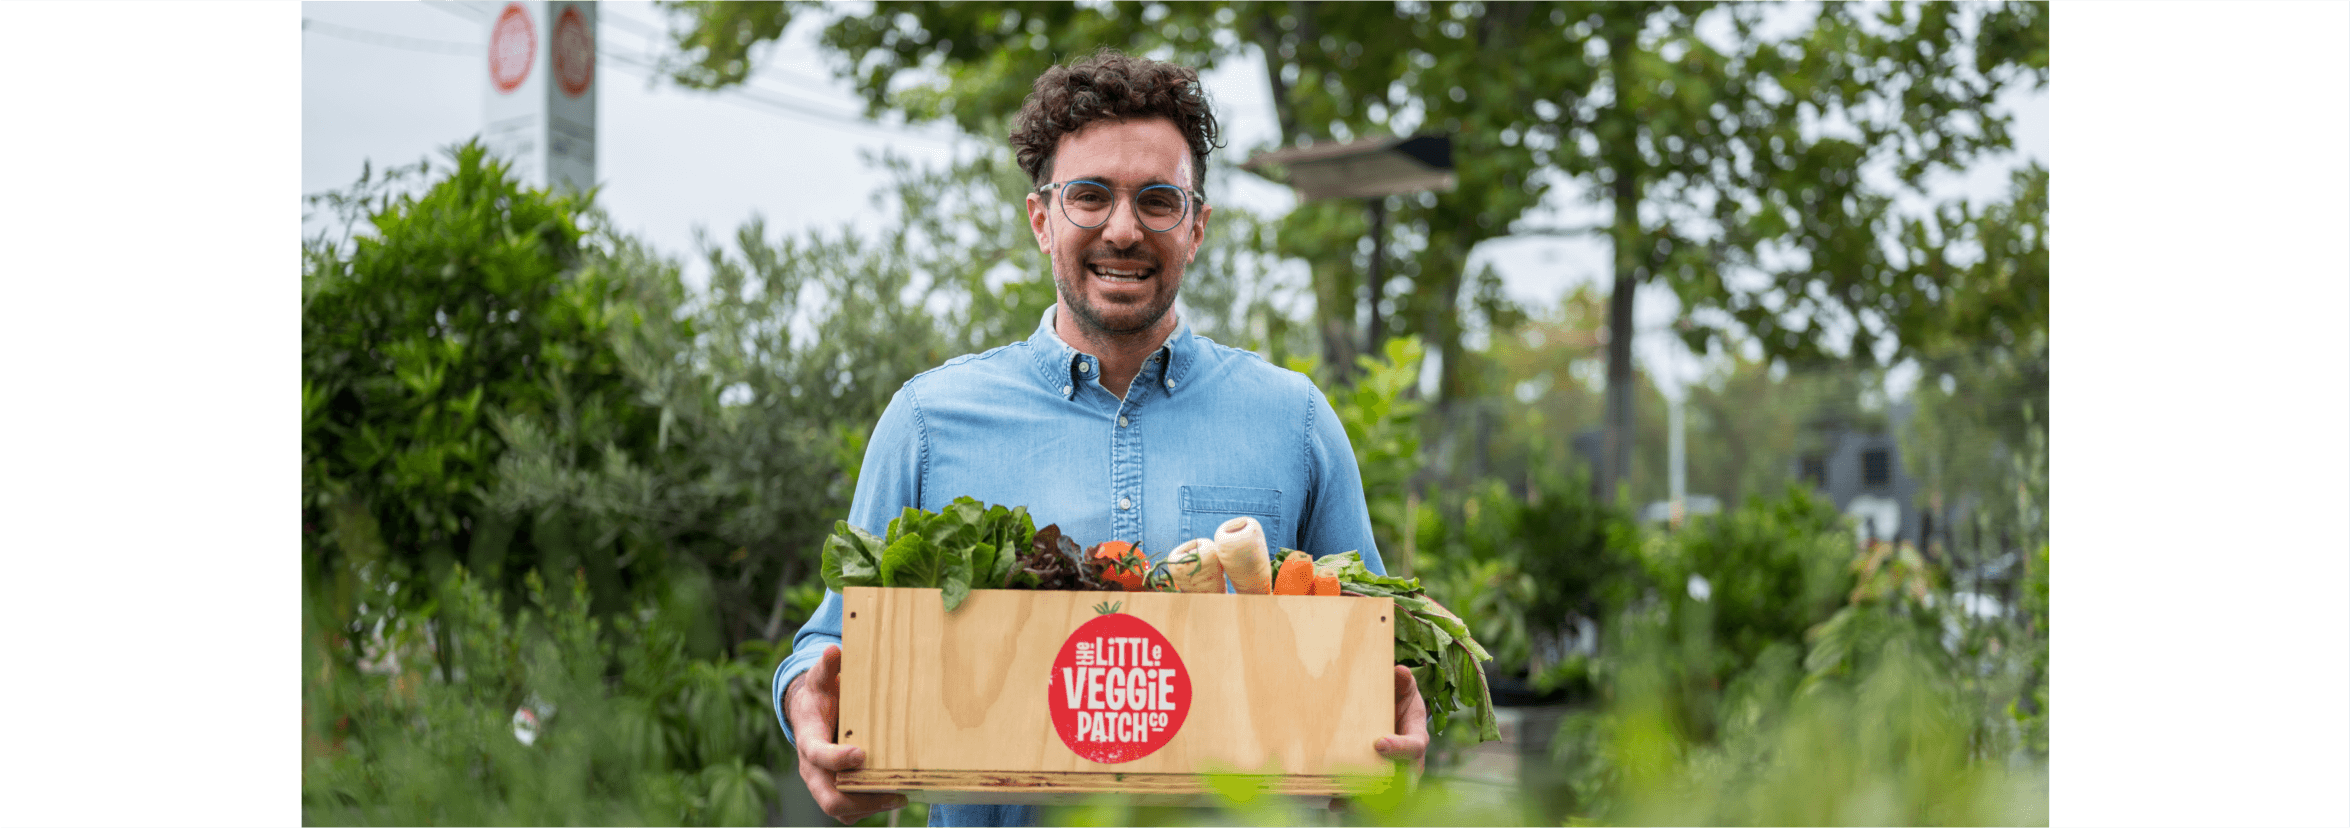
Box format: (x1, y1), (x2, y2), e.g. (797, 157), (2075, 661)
(1026, 117), (1211, 340)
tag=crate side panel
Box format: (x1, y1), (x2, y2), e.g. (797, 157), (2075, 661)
(856, 589), (1393, 777)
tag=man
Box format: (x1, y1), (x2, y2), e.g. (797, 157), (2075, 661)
(772, 49), (1428, 827)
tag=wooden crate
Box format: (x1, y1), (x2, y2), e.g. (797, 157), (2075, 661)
(834, 586), (1397, 805)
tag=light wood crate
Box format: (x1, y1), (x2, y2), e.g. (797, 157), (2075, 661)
(834, 586), (1398, 805)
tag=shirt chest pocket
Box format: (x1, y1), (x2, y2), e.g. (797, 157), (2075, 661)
(1177, 485), (1285, 547)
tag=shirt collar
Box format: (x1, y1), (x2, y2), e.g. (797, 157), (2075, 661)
(1028, 305), (1195, 400)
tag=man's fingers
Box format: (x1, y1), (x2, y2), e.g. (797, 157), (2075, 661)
(813, 787), (908, 825)
(1379, 665), (1431, 775)
(813, 644), (844, 693)
(794, 645), (897, 823)
(1393, 665), (1429, 732)
(804, 740), (869, 772)
(805, 770), (906, 825)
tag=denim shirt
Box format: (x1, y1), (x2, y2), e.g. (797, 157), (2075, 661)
(772, 307), (1385, 826)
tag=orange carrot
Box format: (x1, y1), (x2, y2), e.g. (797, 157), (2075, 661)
(1273, 550), (1314, 595)
(1310, 572), (1340, 596)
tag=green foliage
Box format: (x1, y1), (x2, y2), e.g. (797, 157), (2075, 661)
(1584, 626), (2048, 826)
(1297, 336), (1426, 571)
(1648, 484), (1856, 684)
(1319, 551), (1498, 742)
(821, 498), (1035, 611)
(303, 568), (786, 825)
(302, 140), (665, 642)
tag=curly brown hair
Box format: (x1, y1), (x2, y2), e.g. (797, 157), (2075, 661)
(1010, 48), (1224, 200)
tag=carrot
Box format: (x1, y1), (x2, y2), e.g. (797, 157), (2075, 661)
(1215, 517), (1272, 594)
(1310, 572), (1340, 596)
(1273, 551), (1314, 595)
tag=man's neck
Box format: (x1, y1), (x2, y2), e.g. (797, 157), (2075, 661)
(1054, 305), (1178, 399)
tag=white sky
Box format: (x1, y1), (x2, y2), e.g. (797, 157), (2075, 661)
(301, 1), (2047, 402)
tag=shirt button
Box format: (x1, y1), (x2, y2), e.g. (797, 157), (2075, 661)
(1119, 497), (1132, 511)
(1078, 361), (1091, 373)
(1118, 416), (1129, 428)
(1164, 378), (1175, 389)
(1061, 385), (1072, 396)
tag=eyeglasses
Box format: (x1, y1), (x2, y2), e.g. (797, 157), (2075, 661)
(1037, 180), (1200, 233)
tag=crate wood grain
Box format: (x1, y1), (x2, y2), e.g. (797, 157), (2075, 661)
(834, 587), (1396, 802)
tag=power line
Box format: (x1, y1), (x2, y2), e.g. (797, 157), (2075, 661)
(304, 15), (956, 143)
(302, 17), (476, 56)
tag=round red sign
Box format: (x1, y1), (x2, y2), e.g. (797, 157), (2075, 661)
(553, 6), (593, 98)
(488, 3), (535, 94)
(1047, 610), (1190, 764)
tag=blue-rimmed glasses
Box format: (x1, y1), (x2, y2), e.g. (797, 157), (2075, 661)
(1037, 180), (1199, 233)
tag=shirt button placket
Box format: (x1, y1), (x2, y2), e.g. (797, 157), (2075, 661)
(1112, 396), (1141, 540)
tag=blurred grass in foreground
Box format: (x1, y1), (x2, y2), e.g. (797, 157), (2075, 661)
(1045, 630), (2044, 827)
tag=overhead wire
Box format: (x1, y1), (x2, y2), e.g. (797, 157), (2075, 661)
(300, 13), (955, 143)
(302, 17), (477, 56)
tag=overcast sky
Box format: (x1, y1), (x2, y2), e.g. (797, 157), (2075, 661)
(302, 0), (2049, 399)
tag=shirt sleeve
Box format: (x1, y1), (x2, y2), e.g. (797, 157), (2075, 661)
(773, 384), (927, 745)
(1297, 379), (1388, 577)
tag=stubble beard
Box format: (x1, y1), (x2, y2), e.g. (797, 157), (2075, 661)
(1054, 248), (1181, 342)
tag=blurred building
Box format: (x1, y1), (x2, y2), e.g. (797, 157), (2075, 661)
(1792, 400), (1924, 546)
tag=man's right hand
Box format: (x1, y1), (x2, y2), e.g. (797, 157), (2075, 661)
(786, 644), (908, 825)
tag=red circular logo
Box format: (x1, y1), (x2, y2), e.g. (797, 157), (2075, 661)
(553, 6), (593, 98)
(1048, 610), (1189, 764)
(488, 3), (535, 94)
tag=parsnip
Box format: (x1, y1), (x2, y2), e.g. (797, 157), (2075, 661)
(1161, 538), (1227, 593)
(1215, 516), (1273, 594)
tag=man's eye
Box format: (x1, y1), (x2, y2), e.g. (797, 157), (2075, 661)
(1139, 193), (1182, 213)
(1069, 191), (1111, 206)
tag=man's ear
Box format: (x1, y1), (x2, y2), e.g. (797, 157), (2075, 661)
(1026, 192), (1053, 253)
(1186, 201), (1213, 264)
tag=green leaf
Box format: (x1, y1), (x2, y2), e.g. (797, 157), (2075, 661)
(877, 533), (928, 588)
(938, 554), (975, 613)
(821, 522), (882, 592)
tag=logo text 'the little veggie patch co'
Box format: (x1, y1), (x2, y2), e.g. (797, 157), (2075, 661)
(1047, 610), (1189, 763)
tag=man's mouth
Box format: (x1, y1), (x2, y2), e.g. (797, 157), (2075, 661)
(1087, 262), (1156, 284)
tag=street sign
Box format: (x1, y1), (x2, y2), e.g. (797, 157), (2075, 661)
(482, 1), (595, 194)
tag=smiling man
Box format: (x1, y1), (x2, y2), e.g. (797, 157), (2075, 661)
(770, 49), (1428, 827)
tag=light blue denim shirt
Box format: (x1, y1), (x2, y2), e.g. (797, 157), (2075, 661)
(771, 307), (1386, 826)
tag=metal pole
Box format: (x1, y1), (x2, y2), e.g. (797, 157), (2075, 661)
(1669, 391), (1685, 526)
(1365, 197), (1387, 355)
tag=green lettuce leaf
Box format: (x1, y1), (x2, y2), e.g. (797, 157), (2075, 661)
(820, 521), (883, 592)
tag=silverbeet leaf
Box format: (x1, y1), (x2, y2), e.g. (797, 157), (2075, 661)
(820, 521), (882, 592)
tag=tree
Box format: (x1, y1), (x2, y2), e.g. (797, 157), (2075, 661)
(302, 141), (663, 638)
(655, 1), (2048, 505)
(655, 0), (1546, 414)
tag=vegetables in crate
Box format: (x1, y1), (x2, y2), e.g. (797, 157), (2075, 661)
(1312, 550), (1500, 742)
(820, 498), (1498, 741)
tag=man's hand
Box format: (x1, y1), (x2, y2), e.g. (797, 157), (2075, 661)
(1375, 664), (1430, 776)
(786, 645), (908, 825)
(1330, 665), (1432, 813)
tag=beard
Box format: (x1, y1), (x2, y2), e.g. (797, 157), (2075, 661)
(1052, 244), (1182, 339)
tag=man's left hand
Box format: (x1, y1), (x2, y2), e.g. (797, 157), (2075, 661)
(1375, 664), (1429, 775)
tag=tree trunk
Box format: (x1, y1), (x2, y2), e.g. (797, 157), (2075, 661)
(1598, 26), (1645, 506)
(1602, 177), (1641, 506)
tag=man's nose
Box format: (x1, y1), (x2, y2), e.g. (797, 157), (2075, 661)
(1099, 195), (1149, 246)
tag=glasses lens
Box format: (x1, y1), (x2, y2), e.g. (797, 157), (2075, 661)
(1057, 182), (1189, 232)
(1137, 185), (1187, 232)
(1059, 181), (1114, 228)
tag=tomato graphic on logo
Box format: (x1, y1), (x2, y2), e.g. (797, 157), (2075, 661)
(1048, 606), (1189, 764)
